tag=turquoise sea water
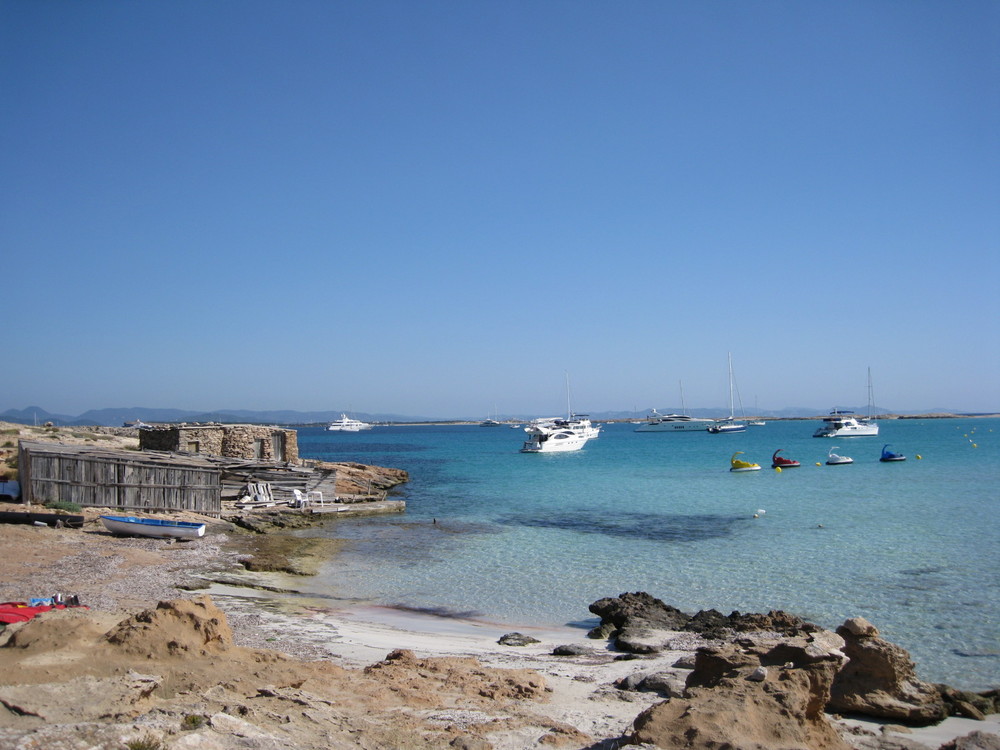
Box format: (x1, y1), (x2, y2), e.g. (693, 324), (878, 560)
(296, 418), (999, 691)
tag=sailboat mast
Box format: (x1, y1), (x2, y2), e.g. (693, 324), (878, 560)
(727, 353), (735, 418)
(867, 367), (876, 421)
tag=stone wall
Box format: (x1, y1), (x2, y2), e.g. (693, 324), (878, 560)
(139, 425), (298, 463)
(221, 425), (298, 463)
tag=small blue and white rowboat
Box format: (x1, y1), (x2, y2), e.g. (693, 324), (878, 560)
(100, 515), (206, 540)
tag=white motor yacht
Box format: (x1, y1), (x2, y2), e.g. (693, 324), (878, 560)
(520, 415), (600, 453)
(327, 414), (372, 432)
(635, 409), (713, 432)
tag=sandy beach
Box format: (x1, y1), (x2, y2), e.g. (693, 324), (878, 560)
(1, 501), (998, 749)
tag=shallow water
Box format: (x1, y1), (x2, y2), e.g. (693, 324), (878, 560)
(295, 417), (1000, 691)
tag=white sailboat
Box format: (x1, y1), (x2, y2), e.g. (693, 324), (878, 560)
(707, 353), (747, 434)
(480, 404), (502, 426)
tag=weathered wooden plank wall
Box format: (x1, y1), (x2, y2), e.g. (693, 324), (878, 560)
(18, 442), (222, 516)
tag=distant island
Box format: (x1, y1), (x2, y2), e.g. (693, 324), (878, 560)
(2, 405), (996, 428)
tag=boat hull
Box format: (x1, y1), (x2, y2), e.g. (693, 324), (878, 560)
(0, 511), (85, 528)
(708, 424), (746, 434)
(730, 466), (761, 472)
(814, 426), (879, 437)
(771, 450), (799, 468)
(521, 432), (592, 453)
(635, 420), (711, 432)
(100, 515), (206, 540)
(813, 414), (879, 438)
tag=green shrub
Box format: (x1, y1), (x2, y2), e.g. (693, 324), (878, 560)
(125, 736), (162, 750)
(181, 714), (206, 730)
(44, 500), (82, 513)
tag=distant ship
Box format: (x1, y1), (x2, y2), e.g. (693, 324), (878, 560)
(327, 414), (372, 432)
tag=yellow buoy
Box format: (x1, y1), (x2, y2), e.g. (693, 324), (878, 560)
(916, 454), (922, 459)
(815, 462), (821, 466)
(775, 466), (782, 473)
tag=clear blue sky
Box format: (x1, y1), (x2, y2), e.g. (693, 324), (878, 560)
(3, 1), (998, 418)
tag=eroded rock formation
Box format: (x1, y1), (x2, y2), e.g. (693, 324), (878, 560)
(632, 629), (852, 750)
(828, 616), (947, 724)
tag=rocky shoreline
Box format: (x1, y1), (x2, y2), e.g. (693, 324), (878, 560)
(0, 507), (997, 750)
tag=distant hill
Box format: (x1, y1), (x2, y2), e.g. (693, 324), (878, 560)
(0, 406), (425, 427)
(0, 406), (80, 426)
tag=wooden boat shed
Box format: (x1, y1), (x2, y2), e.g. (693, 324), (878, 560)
(18, 441), (222, 517)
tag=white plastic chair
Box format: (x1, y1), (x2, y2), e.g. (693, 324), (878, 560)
(292, 489), (325, 507)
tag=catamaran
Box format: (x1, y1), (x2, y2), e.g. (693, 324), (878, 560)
(814, 368), (879, 437)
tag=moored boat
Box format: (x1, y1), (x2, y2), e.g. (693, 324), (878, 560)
(729, 451), (761, 472)
(100, 515), (206, 540)
(880, 444), (906, 462)
(520, 415), (600, 453)
(771, 449), (800, 468)
(635, 409), (713, 432)
(813, 410), (879, 438)
(825, 447), (854, 465)
(635, 382), (712, 432)
(327, 414), (372, 431)
(708, 354), (748, 434)
(707, 418), (747, 434)
(814, 369), (880, 437)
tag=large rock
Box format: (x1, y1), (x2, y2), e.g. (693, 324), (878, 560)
(0, 672), (160, 723)
(589, 592), (691, 631)
(106, 595), (234, 658)
(588, 593), (821, 655)
(937, 732), (1000, 750)
(589, 592), (691, 653)
(827, 617), (947, 724)
(632, 630), (851, 750)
